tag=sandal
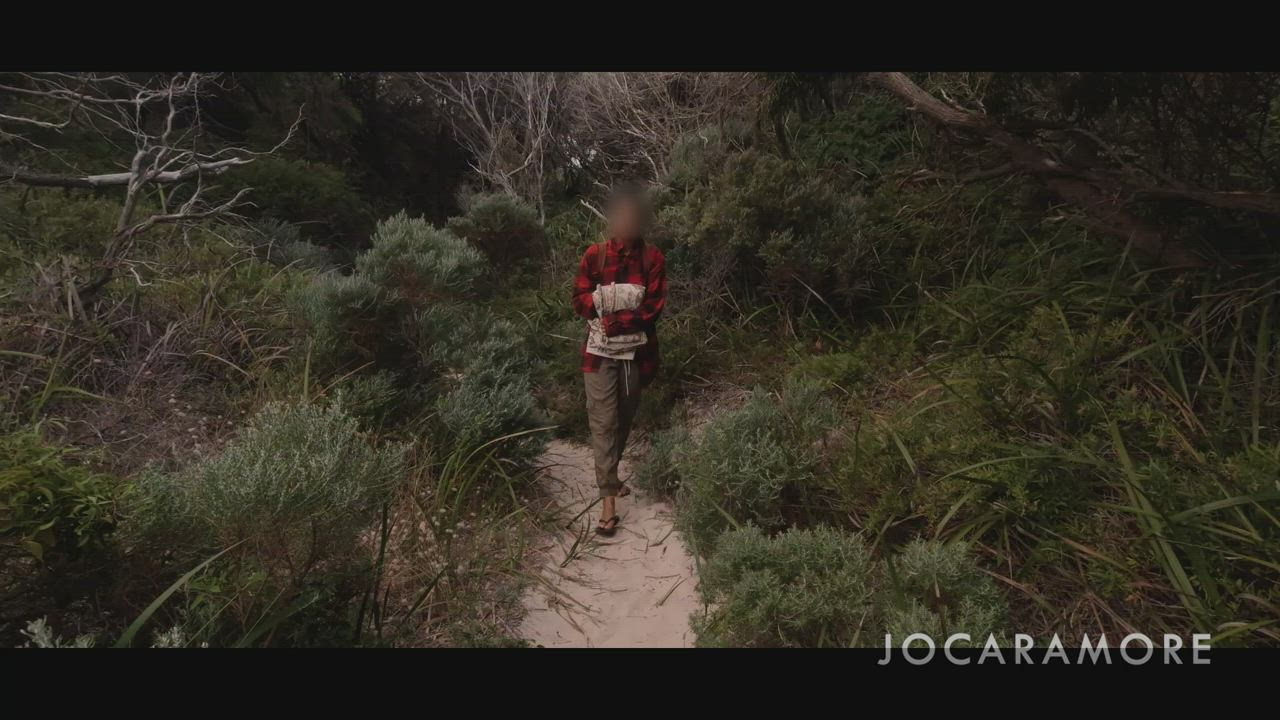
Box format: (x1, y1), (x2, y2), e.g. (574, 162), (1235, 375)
(596, 515), (620, 537)
(618, 484), (632, 498)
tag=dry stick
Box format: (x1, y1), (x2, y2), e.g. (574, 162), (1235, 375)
(656, 576), (689, 607)
(535, 571), (594, 613)
(579, 198), (607, 221)
(559, 521), (592, 568)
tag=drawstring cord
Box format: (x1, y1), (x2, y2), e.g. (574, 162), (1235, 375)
(612, 281), (632, 396)
(592, 277), (642, 395)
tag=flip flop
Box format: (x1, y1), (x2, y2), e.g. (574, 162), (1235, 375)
(596, 515), (620, 537)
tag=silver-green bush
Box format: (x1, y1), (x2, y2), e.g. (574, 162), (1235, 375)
(446, 192), (545, 263)
(288, 215), (546, 473)
(289, 272), (386, 366)
(128, 401), (406, 554)
(633, 425), (690, 497)
(694, 525), (876, 647)
(239, 218), (333, 270)
(333, 370), (402, 430)
(356, 212), (485, 300)
(674, 378), (836, 553)
(436, 369), (543, 468)
(881, 540), (1008, 644)
(692, 528), (1008, 647)
(123, 401), (408, 642)
(430, 311), (546, 468)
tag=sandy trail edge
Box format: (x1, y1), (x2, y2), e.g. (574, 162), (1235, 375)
(518, 439), (699, 648)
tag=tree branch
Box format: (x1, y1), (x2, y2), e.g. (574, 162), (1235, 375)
(867, 72), (1207, 268)
(0, 157), (252, 189)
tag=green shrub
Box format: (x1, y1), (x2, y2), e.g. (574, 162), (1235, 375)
(446, 192), (545, 264)
(122, 400), (407, 643)
(656, 149), (865, 312)
(675, 378), (836, 553)
(289, 272), (393, 370)
(676, 400), (791, 552)
(1, 430), (116, 561)
(881, 540), (1008, 644)
(272, 240), (333, 271)
(633, 425), (690, 497)
(291, 268), (476, 380)
(422, 307), (547, 469)
(694, 525), (876, 647)
(422, 307), (526, 373)
(236, 218), (333, 271)
(542, 205), (603, 282)
(664, 121), (754, 190)
(226, 157), (371, 242)
(357, 212), (485, 301)
(0, 190), (118, 282)
(789, 326), (914, 393)
(333, 370), (402, 430)
(292, 217), (486, 374)
(287, 210), (546, 474)
(790, 99), (910, 183)
(848, 177), (1035, 320)
(127, 400), (405, 549)
(692, 530), (1006, 648)
(435, 365), (545, 470)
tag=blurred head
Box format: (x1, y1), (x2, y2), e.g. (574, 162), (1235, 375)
(606, 184), (651, 246)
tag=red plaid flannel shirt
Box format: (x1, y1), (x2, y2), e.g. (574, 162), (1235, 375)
(572, 237), (667, 387)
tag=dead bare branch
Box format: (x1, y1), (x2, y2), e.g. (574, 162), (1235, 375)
(0, 72), (297, 307)
(565, 72), (763, 184)
(418, 72), (565, 222)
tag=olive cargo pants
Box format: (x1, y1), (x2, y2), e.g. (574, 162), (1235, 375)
(584, 357), (642, 498)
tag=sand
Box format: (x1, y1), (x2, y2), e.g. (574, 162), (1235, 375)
(518, 439), (700, 648)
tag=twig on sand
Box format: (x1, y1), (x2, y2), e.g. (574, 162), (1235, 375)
(559, 520), (593, 568)
(656, 576), (688, 607)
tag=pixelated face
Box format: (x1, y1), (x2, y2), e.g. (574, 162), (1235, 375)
(608, 196), (644, 244)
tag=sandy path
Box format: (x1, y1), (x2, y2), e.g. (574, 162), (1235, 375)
(518, 439), (699, 648)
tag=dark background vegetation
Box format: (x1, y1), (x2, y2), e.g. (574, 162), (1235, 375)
(3, 72), (1279, 647)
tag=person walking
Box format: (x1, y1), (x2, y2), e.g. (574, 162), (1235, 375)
(571, 185), (667, 536)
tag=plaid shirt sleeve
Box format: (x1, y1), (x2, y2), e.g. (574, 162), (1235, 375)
(571, 244), (598, 319)
(602, 248), (666, 337)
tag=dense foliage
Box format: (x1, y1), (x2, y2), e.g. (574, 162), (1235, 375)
(5, 71), (1280, 647)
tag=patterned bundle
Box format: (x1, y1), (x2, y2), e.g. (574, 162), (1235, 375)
(592, 282), (646, 315)
(586, 282), (647, 360)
